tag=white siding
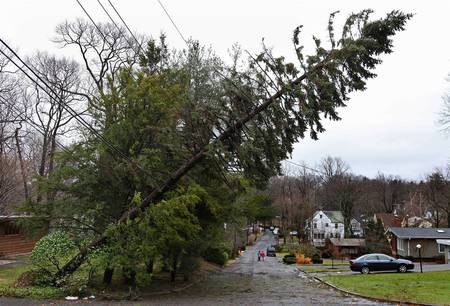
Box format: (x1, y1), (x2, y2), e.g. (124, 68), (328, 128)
(310, 210), (345, 247)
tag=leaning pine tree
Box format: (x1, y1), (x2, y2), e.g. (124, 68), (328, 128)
(55, 10), (412, 281)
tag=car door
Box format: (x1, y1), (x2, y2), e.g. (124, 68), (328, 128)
(365, 255), (380, 271)
(377, 254), (395, 271)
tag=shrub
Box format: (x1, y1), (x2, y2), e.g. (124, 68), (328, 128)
(31, 231), (77, 276)
(311, 254), (323, 264)
(14, 270), (52, 287)
(282, 254), (296, 264)
(204, 246), (229, 266)
(295, 254), (312, 264)
(179, 256), (201, 281)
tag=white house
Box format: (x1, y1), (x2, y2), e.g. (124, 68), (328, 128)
(308, 210), (363, 247)
(309, 210), (345, 247)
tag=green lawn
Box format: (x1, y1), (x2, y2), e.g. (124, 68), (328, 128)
(0, 263), (62, 299)
(301, 267), (349, 273)
(0, 263), (32, 286)
(322, 271), (450, 305)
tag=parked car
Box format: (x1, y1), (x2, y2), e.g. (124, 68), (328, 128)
(350, 253), (414, 274)
(266, 246), (276, 257)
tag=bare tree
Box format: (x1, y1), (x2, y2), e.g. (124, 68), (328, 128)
(54, 19), (143, 98)
(24, 52), (82, 203)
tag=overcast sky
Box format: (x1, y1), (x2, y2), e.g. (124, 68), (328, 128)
(2, 0), (450, 180)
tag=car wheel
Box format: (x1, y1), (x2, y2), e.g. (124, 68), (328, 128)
(361, 266), (370, 274)
(398, 265), (407, 273)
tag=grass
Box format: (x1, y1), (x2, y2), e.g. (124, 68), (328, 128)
(301, 267), (349, 273)
(0, 263), (63, 299)
(0, 263), (32, 286)
(322, 271), (450, 305)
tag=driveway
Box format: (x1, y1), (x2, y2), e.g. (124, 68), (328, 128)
(0, 231), (393, 306)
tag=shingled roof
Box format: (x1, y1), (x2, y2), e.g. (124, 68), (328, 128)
(323, 211), (344, 223)
(329, 238), (365, 247)
(388, 227), (450, 239)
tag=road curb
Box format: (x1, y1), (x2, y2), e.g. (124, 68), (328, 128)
(299, 269), (440, 306)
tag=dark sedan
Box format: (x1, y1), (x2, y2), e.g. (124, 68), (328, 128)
(350, 253), (414, 274)
(266, 246), (276, 257)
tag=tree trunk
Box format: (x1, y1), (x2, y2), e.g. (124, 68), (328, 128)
(102, 267), (114, 285)
(36, 134), (49, 203)
(170, 255), (178, 282)
(146, 258), (154, 274)
(123, 267), (136, 287)
(14, 128), (29, 200)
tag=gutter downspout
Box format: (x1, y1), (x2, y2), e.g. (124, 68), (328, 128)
(407, 238), (410, 257)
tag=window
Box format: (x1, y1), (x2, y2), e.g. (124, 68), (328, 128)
(335, 233), (340, 239)
(366, 255), (378, 261)
(335, 223), (338, 229)
(313, 233), (318, 239)
(438, 244), (445, 254)
(378, 255), (393, 261)
(397, 239), (405, 251)
(325, 223), (329, 227)
(319, 214), (322, 219)
(313, 223), (317, 229)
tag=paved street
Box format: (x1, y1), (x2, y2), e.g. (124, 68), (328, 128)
(0, 232), (395, 305)
(139, 232), (391, 306)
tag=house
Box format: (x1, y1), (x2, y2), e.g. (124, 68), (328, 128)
(351, 218), (364, 237)
(0, 215), (38, 256)
(436, 239), (450, 264)
(401, 216), (433, 228)
(374, 213), (401, 230)
(309, 211), (345, 246)
(387, 227), (450, 261)
(329, 238), (366, 257)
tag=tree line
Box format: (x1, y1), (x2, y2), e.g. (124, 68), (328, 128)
(269, 156), (450, 240)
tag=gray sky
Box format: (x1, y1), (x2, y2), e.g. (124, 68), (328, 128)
(2, 0), (450, 180)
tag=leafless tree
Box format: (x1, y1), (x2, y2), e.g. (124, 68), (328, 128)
(54, 19), (144, 99)
(24, 52), (82, 203)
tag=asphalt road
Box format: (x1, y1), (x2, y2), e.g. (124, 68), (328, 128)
(0, 232), (394, 306)
(139, 231), (391, 306)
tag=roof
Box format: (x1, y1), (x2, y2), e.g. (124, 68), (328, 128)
(388, 227), (450, 239)
(329, 238), (365, 247)
(322, 211), (344, 223)
(436, 239), (450, 246)
(375, 213), (401, 227)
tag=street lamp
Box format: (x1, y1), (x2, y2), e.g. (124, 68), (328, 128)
(416, 244), (423, 273)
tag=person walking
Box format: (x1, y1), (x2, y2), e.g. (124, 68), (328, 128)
(260, 249), (265, 261)
(257, 249), (261, 261)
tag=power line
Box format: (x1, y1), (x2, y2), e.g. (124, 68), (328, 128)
(106, 0), (146, 55)
(75, 0), (106, 40)
(156, 0), (188, 44)
(283, 160), (325, 175)
(95, 0), (123, 35)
